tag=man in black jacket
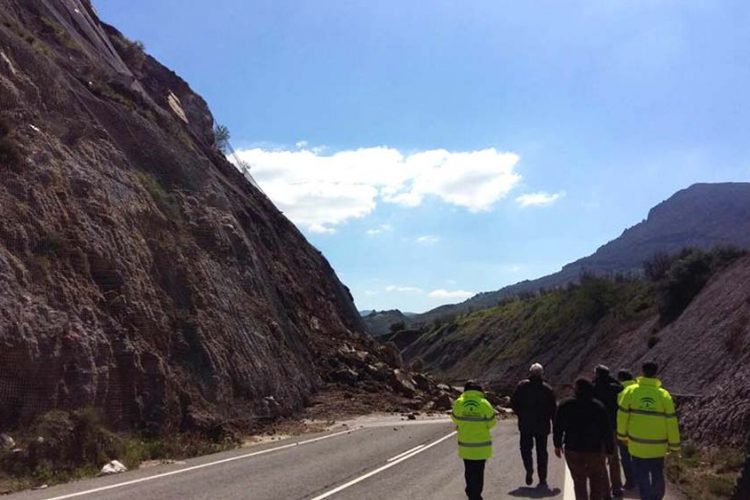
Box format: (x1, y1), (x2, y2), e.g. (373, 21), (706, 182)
(554, 378), (614, 500)
(593, 365), (624, 498)
(511, 363), (557, 488)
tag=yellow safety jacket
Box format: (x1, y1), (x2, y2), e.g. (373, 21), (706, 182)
(616, 377), (680, 459)
(451, 390), (496, 460)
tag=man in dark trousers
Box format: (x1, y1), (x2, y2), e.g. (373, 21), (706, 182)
(452, 381), (497, 500)
(511, 363), (557, 488)
(553, 378), (614, 500)
(593, 365), (624, 498)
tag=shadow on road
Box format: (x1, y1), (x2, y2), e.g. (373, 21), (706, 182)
(507, 485), (562, 498)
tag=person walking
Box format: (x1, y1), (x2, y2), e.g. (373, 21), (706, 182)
(511, 363), (557, 488)
(617, 361), (681, 500)
(452, 381), (497, 500)
(593, 364), (624, 498)
(553, 378), (614, 500)
(616, 369), (637, 491)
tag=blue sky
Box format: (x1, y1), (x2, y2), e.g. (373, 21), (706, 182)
(97, 0), (750, 313)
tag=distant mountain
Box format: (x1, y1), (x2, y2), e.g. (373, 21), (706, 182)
(362, 309), (411, 336)
(414, 182), (750, 323)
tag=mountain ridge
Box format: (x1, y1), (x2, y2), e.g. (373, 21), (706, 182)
(409, 182), (750, 324)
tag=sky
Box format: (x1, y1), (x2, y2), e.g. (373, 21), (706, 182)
(96, 0), (750, 313)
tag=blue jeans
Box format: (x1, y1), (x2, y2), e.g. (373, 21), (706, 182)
(631, 456), (665, 500)
(618, 441), (634, 487)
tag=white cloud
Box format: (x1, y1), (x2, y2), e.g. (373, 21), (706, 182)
(428, 289), (476, 300)
(234, 145), (522, 233)
(416, 235), (440, 245)
(385, 285), (424, 293)
(366, 223), (393, 236)
(515, 191), (565, 207)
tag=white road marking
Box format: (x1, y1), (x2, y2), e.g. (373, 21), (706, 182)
(310, 431), (458, 500)
(386, 444), (425, 462)
(563, 459), (575, 500)
(43, 428), (358, 500)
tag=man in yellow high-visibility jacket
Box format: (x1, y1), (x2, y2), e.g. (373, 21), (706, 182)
(617, 362), (680, 500)
(452, 381), (497, 500)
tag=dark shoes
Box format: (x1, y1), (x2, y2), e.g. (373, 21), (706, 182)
(525, 470), (533, 486)
(537, 480), (548, 490)
(612, 487), (624, 498)
(623, 482), (636, 491)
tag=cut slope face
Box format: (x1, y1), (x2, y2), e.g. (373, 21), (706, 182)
(414, 182), (750, 323)
(402, 256), (750, 446)
(0, 0), (367, 432)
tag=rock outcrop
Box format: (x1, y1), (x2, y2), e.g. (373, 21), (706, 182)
(0, 0), (381, 434)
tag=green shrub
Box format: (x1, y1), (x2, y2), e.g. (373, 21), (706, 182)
(706, 476), (735, 497)
(140, 172), (182, 220)
(644, 251), (675, 281)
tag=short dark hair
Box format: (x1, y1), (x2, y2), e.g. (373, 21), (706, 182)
(617, 369), (634, 381)
(574, 377), (594, 398)
(464, 380), (483, 392)
(595, 364), (610, 377)
(642, 361), (658, 378)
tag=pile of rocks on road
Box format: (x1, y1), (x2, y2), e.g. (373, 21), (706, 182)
(325, 342), (515, 416)
(325, 342), (460, 412)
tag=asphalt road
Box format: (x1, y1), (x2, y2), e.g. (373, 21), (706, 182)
(8, 418), (682, 500)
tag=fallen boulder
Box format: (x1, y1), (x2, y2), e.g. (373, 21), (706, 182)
(433, 392), (453, 411)
(99, 460), (127, 476)
(0, 433), (15, 450)
(331, 368), (360, 385)
(389, 369), (417, 397)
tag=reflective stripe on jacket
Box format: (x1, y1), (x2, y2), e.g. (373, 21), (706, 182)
(616, 377), (680, 459)
(451, 390), (497, 460)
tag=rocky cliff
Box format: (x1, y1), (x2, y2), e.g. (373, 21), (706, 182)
(0, 0), (394, 434)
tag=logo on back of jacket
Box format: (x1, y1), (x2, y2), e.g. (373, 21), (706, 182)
(463, 400), (481, 415)
(638, 396), (657, 410)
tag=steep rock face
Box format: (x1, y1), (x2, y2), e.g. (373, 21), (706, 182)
(0, 0), (368, 433)
(402, 256), (750, 446)
(413, 182), (750, 324)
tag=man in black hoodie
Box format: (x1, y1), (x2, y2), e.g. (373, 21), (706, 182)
(593, 365), (624, 498)
(554, 378), (614, 500)
(511, 363), (557, 488)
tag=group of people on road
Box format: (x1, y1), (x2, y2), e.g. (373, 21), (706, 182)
(451, 361), (681, 500)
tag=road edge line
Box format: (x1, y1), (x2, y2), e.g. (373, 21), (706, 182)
(563, 457), (575, 500)
(43, 428), (358, 500)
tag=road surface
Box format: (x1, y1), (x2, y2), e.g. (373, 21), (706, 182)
(8, 417), (682, 500)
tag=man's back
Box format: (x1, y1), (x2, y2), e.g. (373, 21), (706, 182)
(617, 377), (680, 459)
(593, 374), (623, 426)
(554, 396), (612, 453)
(511, 377), (557, 435)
